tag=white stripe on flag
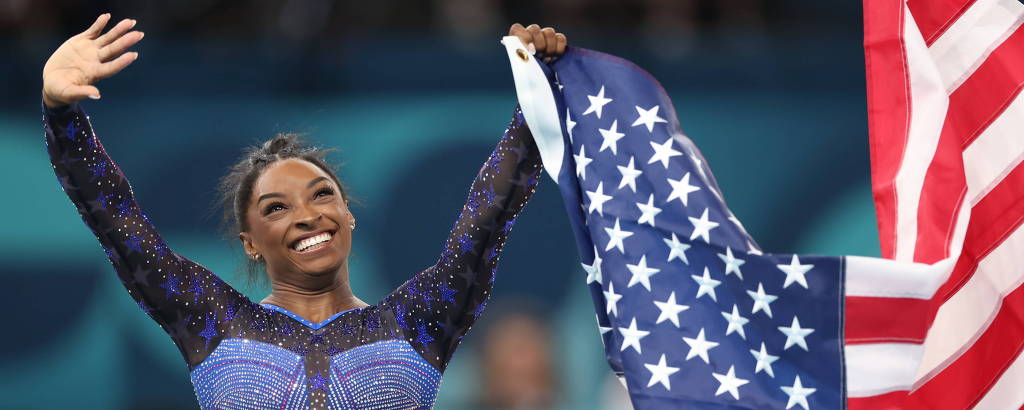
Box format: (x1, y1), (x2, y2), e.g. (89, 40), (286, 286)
(845, 255), (951, 299)
(973, 350), (1024, 410)
(914, 224), (1024, 384)
(929, 0), (1024, 93)
(945, 91), (1024, 268)
(846, 342), (923, 397)
(893, 5), (951, 262)
(964, 92), (1024, 205)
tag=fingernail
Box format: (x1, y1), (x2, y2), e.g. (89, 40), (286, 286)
(89, 95), (101, 100)
(138, 32), (144, 40)
(527, 43), (536, 55)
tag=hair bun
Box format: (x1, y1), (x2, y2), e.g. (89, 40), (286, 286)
(262, 134), (296, 155)
(216, 130), (349, 284)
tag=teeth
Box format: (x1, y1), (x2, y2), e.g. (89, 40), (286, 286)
(294, 232), (332, 252)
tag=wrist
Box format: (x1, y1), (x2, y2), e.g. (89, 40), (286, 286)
(41, 90), (67, 109)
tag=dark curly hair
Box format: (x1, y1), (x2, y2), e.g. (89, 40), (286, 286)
(215, 133), (350, 283)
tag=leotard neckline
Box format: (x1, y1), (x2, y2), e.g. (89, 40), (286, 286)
(260, 303), (363, 330)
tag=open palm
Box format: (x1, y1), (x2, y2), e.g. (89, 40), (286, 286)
(42, 14), (144, 107)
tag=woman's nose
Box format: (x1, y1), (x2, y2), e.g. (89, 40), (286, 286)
(293, 205), (322, 228)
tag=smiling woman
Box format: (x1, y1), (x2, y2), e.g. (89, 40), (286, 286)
(41, 13), (565, 410)
(215, 133), (352, 286)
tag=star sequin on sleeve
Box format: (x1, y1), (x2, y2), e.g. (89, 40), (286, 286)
(160, 274), (183, 298)
(199, 312), (219, 350)
(414, 323), (435, 348)
(188, 279), (205, 303)
(125, 234), (145, 253)
(309, 371), (329, 392)
(87, 161), (109, 181)
(457, 232), (476, 254)
(64, 121), (81, 141)
(439, 282), (457, 305)
(116, 197), (135, 217)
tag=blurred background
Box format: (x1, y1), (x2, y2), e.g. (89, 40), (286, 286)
(1, 0), (876, 408)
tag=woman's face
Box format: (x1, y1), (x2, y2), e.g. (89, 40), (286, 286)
(240, 158), (354, 280)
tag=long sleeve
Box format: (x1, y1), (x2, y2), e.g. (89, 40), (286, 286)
(43, 102), (251, 369)
(380, 106), (543, 371)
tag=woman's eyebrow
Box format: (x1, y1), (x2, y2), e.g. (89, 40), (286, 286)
(257, 192), (283, 203)
(307, 176), (329, 188)
(257, 177), (331, 204)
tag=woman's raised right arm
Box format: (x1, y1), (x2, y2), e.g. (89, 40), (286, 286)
(42, 14), (141, 108)
(42, 15), (251, 369)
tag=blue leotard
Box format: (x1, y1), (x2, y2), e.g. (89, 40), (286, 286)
(43, 102), (542, 409)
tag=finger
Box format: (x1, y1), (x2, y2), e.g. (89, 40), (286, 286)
(96, 18), (136, 47)
(555, 33), (567, 56)
(81, 13), (111, 39)
(541, 27), (557, 55)
(95, 51), (138, 80)
(508, 23), (525, 37)
(99, 31), (143, 62)
(508, 23), (532, 51)
(62, 84), (102, 101)
(527, 24), (546, 54)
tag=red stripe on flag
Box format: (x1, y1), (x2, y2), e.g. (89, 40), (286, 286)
(846, 160), (1024, 343)
(903, 285), (1024, 409)
(864, 0), (912, 259)
(952, 25), (1024, 148)
(934, 160), (1024, 301)
(845, 296), (930, 344)
(906, 0), (976, 46)
(912, 25), (1024, 264)
(849, 390), (912, 410)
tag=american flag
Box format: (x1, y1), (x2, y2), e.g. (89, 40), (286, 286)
(502, 0), (1024, 401)
(851, 0), (1024, 408)
(503, 38), (845, 409)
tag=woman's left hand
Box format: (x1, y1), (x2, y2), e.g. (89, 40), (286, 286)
(508, 24), (567, 63)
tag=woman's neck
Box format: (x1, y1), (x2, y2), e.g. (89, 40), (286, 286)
(261, 272), (368, 324)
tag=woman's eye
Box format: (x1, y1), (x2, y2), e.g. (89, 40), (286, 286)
(264, 203), (285, 214)
(315, 188), (334, 198)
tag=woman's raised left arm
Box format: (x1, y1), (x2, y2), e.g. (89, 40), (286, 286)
(382, 106), (543, 370)
(380, 24), (566, 371)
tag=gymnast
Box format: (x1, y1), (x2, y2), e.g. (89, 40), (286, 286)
(42, 14), (566, 409)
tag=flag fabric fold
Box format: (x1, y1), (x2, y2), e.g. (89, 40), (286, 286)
(501, 37), (845, 409)
(852, 0), (1024, 408)
(502, 1), (1024, 402)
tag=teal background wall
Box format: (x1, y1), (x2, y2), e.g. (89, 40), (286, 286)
(1, 2), (878, 408)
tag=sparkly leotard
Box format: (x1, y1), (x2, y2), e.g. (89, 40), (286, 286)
(43, 102), (542, 409)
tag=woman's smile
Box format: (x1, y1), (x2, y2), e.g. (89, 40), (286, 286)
(290, 229), (337, 255)
(241, 157), (355, 279)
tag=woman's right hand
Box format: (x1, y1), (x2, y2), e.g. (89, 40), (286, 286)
(42, 14), (144, 108)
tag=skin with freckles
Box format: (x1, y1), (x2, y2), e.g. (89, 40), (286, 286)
(239, 158), (364, 323)
(41, 13), (568, 326)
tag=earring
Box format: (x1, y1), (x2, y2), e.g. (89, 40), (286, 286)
(252, 253), (262, 261)
(350, 223), (356, 231)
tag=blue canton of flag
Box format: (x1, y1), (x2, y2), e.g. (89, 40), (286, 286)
(502, 38), (846, 410)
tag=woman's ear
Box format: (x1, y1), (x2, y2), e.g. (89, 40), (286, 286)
(239, 232), (256, 258)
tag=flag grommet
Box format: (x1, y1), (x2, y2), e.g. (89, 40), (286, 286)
(516, 49), (529, 62)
